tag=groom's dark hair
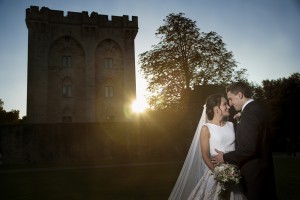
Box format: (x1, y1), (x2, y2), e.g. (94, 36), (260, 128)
(226, 81), (252, 98)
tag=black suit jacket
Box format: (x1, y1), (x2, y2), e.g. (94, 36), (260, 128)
(224, 101), (277, 200)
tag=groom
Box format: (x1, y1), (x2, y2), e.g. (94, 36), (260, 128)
(212, 82), (277, 200)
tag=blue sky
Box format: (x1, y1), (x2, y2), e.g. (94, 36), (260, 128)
(0, 0), (299, 117)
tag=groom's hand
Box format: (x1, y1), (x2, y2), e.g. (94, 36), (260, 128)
(211, 149), (224, 165)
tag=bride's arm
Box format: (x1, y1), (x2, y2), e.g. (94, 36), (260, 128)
(200, 125), (214, 171)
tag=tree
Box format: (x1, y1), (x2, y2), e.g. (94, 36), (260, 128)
(250, 73), (300, 151)
(263, 73), (300, 129)
(0, 99), (3, 111)
(0, 99), (20, 124)
(139, 13), (247, 110)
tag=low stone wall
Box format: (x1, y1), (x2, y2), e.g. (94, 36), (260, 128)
(0, 120), (195, 165)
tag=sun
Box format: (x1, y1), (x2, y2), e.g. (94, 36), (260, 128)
(131, 74), (149, 113)
(131, 99), (148, 113)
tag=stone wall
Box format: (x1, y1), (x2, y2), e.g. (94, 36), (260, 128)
(26, 6), (138, 123)
(0, 120), (195, 165)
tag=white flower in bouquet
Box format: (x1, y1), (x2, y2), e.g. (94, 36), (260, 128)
(212, 163), (242, 200)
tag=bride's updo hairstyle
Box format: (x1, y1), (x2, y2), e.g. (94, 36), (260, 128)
(205, 93), (224, 121)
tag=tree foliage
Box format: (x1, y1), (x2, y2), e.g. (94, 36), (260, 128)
(0, 99), (21, 124)
(250, 73), (300, 151)
(262, 73), (300, 133)
(139, 13), (247, 110)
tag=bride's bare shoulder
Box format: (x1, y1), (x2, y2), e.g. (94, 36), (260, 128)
(200, 125), (210, 136)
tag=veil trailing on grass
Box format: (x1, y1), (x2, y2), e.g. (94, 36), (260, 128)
(168, 105), (208, 200)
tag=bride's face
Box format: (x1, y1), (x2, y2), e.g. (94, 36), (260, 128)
(219, 97), (230, 117)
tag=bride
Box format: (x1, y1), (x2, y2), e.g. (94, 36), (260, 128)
(168, 93), (246, 200)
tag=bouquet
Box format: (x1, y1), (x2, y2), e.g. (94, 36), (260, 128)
(213, 163), (241, 200)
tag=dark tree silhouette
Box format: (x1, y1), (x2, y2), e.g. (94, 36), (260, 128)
(139, 13), (247, 110)
(251, 73), (300, 151)
(0, 99), (20, 124)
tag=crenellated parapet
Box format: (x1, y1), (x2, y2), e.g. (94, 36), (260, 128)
(26, 6), (138, 123)
(26, 6), (138, 28)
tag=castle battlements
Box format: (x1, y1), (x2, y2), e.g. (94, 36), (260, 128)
(26, 6), (138, 123)
(26, 6), (138, 28)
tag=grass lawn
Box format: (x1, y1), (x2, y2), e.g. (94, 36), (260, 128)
(0, 153), (299, 200)
(273, 154), (300, 200)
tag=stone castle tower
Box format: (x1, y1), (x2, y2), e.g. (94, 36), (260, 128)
(25, 6), (138, 123)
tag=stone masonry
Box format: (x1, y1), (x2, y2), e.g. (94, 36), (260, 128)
(25, 6), (138, 123)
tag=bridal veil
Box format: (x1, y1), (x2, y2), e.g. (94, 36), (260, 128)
(168, 105), (208, 200)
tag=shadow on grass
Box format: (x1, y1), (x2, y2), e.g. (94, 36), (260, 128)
(0, 153), (299, 200)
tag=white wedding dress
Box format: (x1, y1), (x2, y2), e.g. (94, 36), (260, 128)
(187, 122), (247, 200)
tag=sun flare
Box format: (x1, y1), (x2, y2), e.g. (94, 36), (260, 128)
(131, 99), (148, 113)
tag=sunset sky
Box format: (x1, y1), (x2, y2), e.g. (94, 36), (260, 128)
(0, 0), (299, 117)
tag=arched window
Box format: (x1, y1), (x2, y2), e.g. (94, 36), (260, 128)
(62, 77), (72, 97)
(61, 56), (72, 68)
(104, 86), (113, 97)
(104, 58), (113, 69)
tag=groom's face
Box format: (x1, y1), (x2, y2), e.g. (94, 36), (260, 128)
(227, 91), (243, 111)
